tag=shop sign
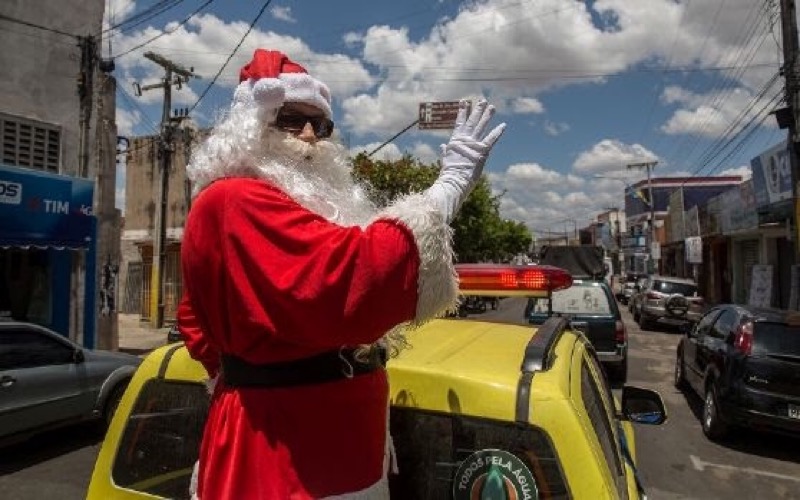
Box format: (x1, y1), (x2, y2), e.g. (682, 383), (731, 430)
(0, 164), (95, 247)
(651, 241), (661, 260)
(751, 141), (791, 208)
(685, 236), (702, 264)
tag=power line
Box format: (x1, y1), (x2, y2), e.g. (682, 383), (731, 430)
(103, 0), (186, 35)
(0, 13), (77, 38)
(113, 0), (215, 59)
(189, 0), (274, 113)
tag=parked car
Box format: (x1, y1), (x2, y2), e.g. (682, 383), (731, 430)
(618, 281), (637, 305)
(525, 278), (628, 384)
(632, 275), (704, 330)
(167, 325), (182, 344)
(675, 304), (800, 440)
(88, 264), (666, 499)
(0, 321), (142, 446)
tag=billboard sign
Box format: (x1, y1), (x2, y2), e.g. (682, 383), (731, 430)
(750, 141), (792, 207)
(418, 101), (469, 130)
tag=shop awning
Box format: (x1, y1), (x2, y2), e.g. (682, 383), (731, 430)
(0, 164), (95, 248)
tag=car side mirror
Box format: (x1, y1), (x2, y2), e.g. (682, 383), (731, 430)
(621, 386), (667, 425)
(73, 349), (85, 364)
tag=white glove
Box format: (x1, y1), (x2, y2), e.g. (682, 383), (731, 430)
(425, 99), (506, 223)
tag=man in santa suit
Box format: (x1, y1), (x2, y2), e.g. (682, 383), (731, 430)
(178, 48), (505, 499)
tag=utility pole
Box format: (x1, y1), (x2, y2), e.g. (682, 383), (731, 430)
(628, 161), (658, 274)
(780, 0), (800, 262)
(136, 52), (196, 328)
(77, 35), (97, 178)
(95, 71), (121, 350)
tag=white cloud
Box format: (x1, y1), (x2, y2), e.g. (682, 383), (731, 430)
(659, 86), (777, 137)
(544, 121), (570, 136)
(719, 165), (751, 181)
(115, 107), (142, 136)
(573, 139), (658, 174)
(111, 14), (375, 99)
(348, 141), (438, 163)
(511, 97), (544, 114)
(487, 162), (623, 233)
(270, 6), (296, 23)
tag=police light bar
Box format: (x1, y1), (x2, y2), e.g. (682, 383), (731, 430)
(455, 264), (574, 297)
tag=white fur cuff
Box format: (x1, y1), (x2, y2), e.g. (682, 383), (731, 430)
(377, 193), (459, 323)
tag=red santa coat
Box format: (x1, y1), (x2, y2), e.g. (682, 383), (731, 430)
(179, 177), (457, 499)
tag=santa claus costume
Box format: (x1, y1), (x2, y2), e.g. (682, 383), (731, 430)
(178, 49), (504, 499)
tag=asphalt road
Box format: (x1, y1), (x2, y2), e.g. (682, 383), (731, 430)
(1, 298), (799, 499)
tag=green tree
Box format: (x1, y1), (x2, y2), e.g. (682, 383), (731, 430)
(351, 153), (532, 262)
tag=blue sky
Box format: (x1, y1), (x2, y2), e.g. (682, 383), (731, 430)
(107, 0), (786, 236)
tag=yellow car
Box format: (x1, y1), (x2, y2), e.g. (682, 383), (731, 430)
(88, 264), (666, 499)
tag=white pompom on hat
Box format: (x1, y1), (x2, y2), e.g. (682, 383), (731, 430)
(235, 49), (332, 118)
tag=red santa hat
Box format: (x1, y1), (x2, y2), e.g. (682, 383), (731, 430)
(236, 49), (332, 118)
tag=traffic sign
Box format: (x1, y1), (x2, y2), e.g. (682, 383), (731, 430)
(418, 101), (469, 129)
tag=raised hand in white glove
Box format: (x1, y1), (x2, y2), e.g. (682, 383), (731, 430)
(425, 99), (506, 223)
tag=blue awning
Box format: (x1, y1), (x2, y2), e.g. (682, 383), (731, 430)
(0, 164), (96, 248)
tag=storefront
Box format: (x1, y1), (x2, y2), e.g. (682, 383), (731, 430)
(0, 164), (97, 346)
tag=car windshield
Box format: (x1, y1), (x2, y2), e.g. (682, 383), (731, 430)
(753, 322), (800, 356)
(529, 284), (611, 315)
(652, 280), (697, 296)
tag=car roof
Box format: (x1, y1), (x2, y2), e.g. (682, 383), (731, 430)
(728, 304), (800, 324)
(649, 275), (697, 285)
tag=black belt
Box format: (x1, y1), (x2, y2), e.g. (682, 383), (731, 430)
(220, 347), (387, 388)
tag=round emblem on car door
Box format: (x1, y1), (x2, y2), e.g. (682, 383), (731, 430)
(452, 449), (539, 500)
(665, 294), (689, 317)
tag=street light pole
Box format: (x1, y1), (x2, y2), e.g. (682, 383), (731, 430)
(627, 161), (658, 273)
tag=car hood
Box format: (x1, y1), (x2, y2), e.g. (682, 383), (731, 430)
(84, 349), (142, 366)
(387, 318), (546, 422)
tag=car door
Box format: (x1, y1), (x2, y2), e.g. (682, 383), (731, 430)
(0, 326), (87, 438)
(684, 308), (722, 393)
(579, 349), (629, 499)
(702, 308), (737, 384)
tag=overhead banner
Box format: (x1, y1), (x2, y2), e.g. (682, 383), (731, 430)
(0, 164), (95, 248)
(750, 141), (791, 208)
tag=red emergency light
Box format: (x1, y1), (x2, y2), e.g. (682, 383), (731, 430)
(455, 264), (574, 297)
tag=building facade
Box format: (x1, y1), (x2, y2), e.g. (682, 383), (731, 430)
(0, 1), (109, 347)
(623, 176), (742, 276)
(119, 128), (198, 324)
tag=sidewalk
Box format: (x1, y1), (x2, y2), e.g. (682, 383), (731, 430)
(117, 313), (171, 355)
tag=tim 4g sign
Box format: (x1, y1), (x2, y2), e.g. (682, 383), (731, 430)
(0, 179), (22, 205)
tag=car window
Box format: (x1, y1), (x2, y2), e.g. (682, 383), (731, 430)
(390, 408), (570, 499)
(112, 379), (209, 499)
(752, 322), (800, 355)
(711, 310), (737, 339)
(530, 285), (611, 315)
(0, 328), (74, 370)
(693, 309), (721, 338)
(581, 355), (627, 498)
(652, 280), (697, 296)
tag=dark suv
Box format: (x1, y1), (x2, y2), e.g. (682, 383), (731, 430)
(674, 304), (800, 440)
(526, 279), (627, 384)
(633, 275), (704, 330)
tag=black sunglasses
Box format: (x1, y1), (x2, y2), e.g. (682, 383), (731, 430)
(274, 111), (334, 139)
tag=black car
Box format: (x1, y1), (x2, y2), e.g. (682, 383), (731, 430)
(674, 304), (800, 440)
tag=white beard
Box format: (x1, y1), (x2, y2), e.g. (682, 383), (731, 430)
(187, 102), (378, 228)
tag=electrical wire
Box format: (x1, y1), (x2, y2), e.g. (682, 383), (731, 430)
(188, 0), (273, 113)
(0, 13), (77, 38)
(113, 0), (215, 59)
(103, 0), (185, 35)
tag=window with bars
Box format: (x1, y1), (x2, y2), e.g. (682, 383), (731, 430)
(1, 113), (61, 172)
